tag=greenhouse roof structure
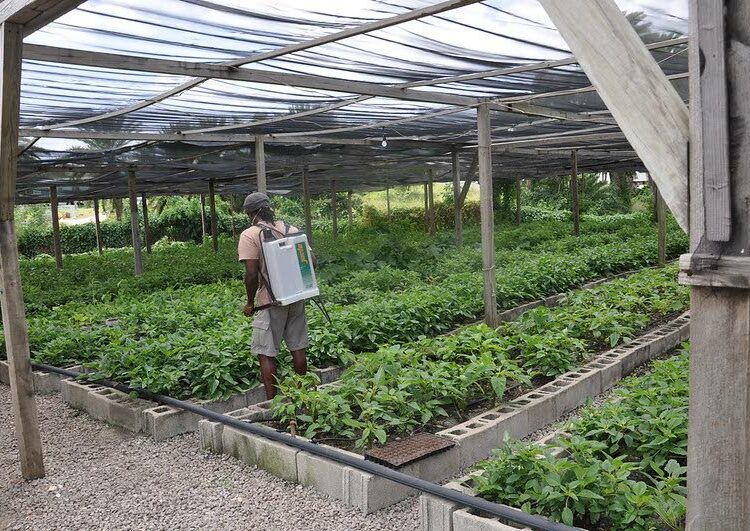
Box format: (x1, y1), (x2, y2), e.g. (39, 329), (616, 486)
(15, 0), (689, 203)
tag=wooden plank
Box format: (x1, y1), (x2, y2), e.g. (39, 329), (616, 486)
(458, 153), (478, 206)
(452, 148), (463, 247)
(127, 169), (143, 276)
(255, 137), (267, 193)
(0, 21), (44, 480)
(697, 0), (731, 241)
(570, 150), (580, 236)
(302, 164), (313, 245)
(477, 103), (498, 327)
(49, 184), (62, 269)
(208, 179), (218, 253)
(140, 192), (151, 254)
(93, 197), (103, 255)
(1, 0), (84, 36)
(330, 178), (338, 240)
(539, 0), (689, 232)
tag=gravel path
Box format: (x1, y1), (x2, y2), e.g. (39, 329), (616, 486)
(0, 386), (419, 531)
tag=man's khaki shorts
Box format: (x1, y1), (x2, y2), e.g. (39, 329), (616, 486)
(251, 301), (309, 357)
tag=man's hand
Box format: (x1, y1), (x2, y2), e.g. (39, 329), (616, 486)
(243, 303), (254, 317)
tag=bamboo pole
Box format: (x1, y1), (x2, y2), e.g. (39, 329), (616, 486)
(0, 21), (44, 480)
(141, 192), (151, 254)
(302, 164), (313, 245)
(93, 198), (103, 255)
(452, 148), (463, 247)
(571, 150), (580, 236)
(49, 185), (62, 269)
(208, 179), (218, 253)
(477, 103), (498, 327)
(127, 169), (143, 276)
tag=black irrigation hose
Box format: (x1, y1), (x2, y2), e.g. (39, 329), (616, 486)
(33, 363), (576, 531)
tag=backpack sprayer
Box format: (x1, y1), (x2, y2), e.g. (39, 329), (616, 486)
(254, 223), (331, 322)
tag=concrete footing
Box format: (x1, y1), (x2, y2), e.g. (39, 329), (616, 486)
(201, 313), (690, 514)
(60, 365), (343, 440)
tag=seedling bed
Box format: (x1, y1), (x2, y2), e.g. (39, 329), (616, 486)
(200, 313), (689, 513)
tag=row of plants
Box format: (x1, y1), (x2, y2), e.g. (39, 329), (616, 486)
(272, 265), (688, 449)
(472, 348), (689, 530)
(18, 214), (662, 313)
(9, 228), (681, 402)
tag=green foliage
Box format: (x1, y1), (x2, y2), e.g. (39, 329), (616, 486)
(473, 350), (690, 530)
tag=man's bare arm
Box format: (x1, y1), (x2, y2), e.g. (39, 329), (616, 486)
(243, 259), (260, 310)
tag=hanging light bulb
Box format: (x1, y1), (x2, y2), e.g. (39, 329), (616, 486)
(381, 129), (388, 148)
(508, 126), (516, 132)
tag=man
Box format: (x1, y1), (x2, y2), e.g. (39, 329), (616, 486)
(238, 192), (310, 400)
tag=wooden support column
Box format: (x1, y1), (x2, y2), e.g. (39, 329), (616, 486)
(127, 169), (143, 276)
(451, 148), (463, 247)
(302, 164), (313, 245)
(681, 1), (750, 527)
(140, 192), (151, 254)
(515, 176), (522, 225)
(0, 21), (44, 480)
(199, 193), (207, 242)
(655, 184), (666, 266)
(330, 179), (338, 240)
(385, 185), (391, 218)
(113, 197), (123, 220)
(93, 198), (103, 255)
(347, 191), (353, 225)
(208, 179), (218, 253)
(477, 103), (498, 327)
(49, 185), (62, 269)
(571, 150), (580, 236)
(428, 169), (436, 235)
(255, 136), (267, 193)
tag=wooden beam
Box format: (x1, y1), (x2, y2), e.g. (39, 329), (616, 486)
(477, 103), (498, 327)
(208, 179), (218, 253)
(458, 153), (478, 206)
(199, 193), (207, 242)
(127, 169), (143, 276)
(0, 21), (44, 480)
(1, 0), (85, 36)
(570, 150), (580, 236)
(330, 178), (338, 240)
(302, 164), (312, 245)
(141, 192), (151, 254)
(93, 197), (103, 255)
(452, 148), (463, 247)
(49, 184), (62, 268)
(255, 137), (267, 193)
(539, 0), (688, 232)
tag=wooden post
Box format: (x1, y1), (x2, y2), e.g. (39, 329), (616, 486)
(477, 103), (498, 327)
(385, 185), (391, 218)
(330, 178), (338, 240)
(571, 150), (580, 236)
(49, 185), (62, 269)
(428, 169), (435, 235)
(199, 193), (207, 242)
(255, 136), (267, 193)
(347, 191), (353, 225)
(655, 184), (666, 267)
(140, 192), (151, 254)
(682, 2), (750, 527)
(93, 198), (103, 255)
(423, 183), (429, 231)
(208, 179), (218, 253)
(451, 148), (463, 247)
(0, 21), (44, 480)
(113, 197), (123, 220)
(515, 176), (522, 225)
(302, 164), (313, 245)
(127, 169), (143, 276)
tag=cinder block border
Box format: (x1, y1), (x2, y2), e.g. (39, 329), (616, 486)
(61, 364), (343, 440)
(200, 313), (689, 514)
(0, 360), (81, 394)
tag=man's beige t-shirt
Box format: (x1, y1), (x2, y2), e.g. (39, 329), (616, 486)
(238, 220), (299, 306)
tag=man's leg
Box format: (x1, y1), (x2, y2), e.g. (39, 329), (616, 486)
(290, 349), (307, 376)
(258, 354), (278, 400)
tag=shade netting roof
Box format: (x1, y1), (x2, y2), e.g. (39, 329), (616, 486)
(17, 0), (688, 203)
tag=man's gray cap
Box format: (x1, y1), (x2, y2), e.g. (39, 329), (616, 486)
(243, 192), (271, 212)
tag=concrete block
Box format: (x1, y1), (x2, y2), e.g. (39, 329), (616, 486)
(297, 451), (346, 500)
(317, 365), (344, 385)
(0, 360), (9, 384)
(61, 379), (104, 409)
(253, 434), (300, 483)
(199, 419), (224, 452)
(106, 395), (152, 432)
(421, 494), (459, 531)
(32, 371), (63, 395)
(453, 509), (532, 531)
(143, 405), (196, 441)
